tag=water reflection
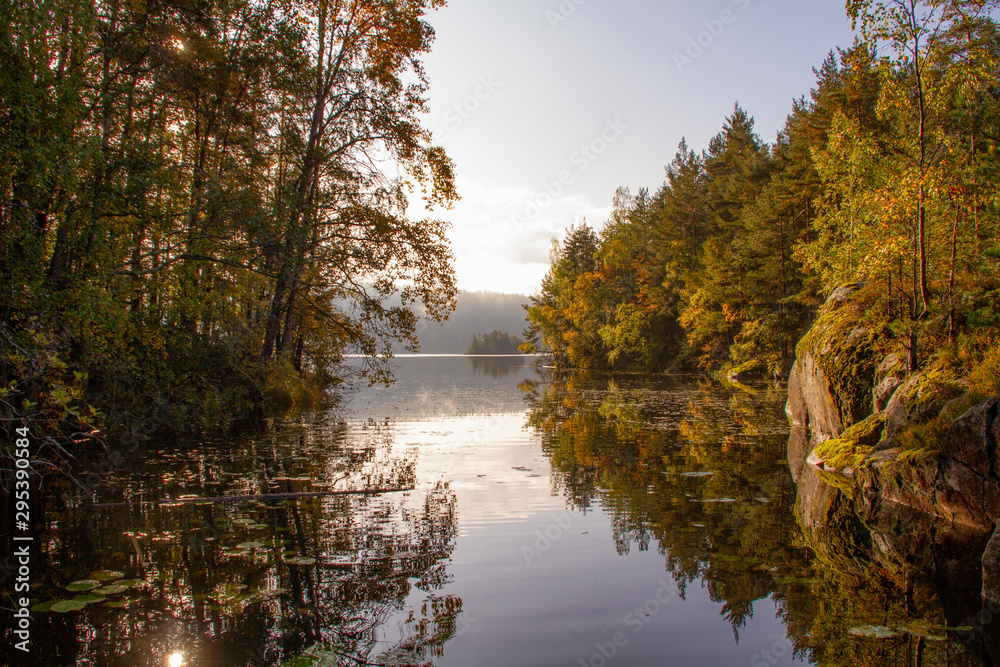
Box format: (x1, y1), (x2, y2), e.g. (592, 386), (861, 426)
(464, 355), (530, 379)
(17, 357), (1000, 665)
(792, 462), (996, 666)
(29, 418), (462, 666)
(523, 372), (995, 665)
(522, 373), (807, 637)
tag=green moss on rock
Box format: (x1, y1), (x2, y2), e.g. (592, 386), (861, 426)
(796, 284), (891, 428)
(814, 413), (887, 472)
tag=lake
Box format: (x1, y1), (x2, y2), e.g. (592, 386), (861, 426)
(12, 356), (992, 666)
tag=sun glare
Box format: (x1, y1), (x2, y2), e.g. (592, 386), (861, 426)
(168, 653), (184, 667)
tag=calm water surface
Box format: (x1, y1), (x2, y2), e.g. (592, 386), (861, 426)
(12, 356), (991, 666)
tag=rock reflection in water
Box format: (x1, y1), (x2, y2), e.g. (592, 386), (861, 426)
(792, 436), (996, 665)
(524, 371), (997, 665)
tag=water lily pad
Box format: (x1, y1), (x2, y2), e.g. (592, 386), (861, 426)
(281, 644), (341, 667)
(73, 594), (107, 604)
(96, 584), (129, 595)
(116, 579), (144, 589)
(66, 580), (101, 591)
(88, 570), (125, 582)
(51, 599), (89, 613)
(284, 556), (317, 566)
(232, 518), (256, 525)
(237, 541), (263, 550)
(898, 620), (947, 641)
(104, 599), (135, 608)
(31, 601), (57, 612)
(849, 625), (900, 638)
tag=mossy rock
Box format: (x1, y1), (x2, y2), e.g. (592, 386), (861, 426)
(796, 284), (891, 428)
(813, 414), (886, 472)
(885, 361), (966, 439)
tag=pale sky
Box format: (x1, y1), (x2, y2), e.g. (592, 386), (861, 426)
(412, 0), (857, 295)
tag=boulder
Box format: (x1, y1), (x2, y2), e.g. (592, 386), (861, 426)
(873, 352), (906, 413)
(788, 284), (887, 448)
(884, 368), (967, 438)
(854, 396), (1000, 531)
(984, 523), (1000, 603)
(937, 396), (1000, 480)
(787, 351), (843, 446)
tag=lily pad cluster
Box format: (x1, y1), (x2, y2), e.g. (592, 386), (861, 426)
(280, 643), (343, 667)
(33, 570), (145, 613)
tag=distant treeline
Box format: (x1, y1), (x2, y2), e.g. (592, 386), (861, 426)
(406, 291), (530, 354)
(465, 331), (523, 355)
(525, 3), (1000, 380)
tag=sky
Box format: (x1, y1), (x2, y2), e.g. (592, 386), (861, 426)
(412, 0), (859, 296)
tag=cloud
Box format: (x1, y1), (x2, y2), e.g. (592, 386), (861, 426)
(422, 177), (611, 294)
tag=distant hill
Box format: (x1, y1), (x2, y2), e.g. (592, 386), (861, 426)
(404, 291), (531, 354)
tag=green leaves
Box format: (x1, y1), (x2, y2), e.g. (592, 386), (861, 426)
(2, 0), (459, 446)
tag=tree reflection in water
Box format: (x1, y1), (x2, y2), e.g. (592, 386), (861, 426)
(18, 367), (1000, 666)
(522, 371), (993, 666)
(464, 355), (527, 379)
(27, 417), (462, 666)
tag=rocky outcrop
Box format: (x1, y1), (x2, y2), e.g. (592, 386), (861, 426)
(854, 398), (1000, 531)
(872, 352), (906, 413)
(787, 285), (1000, 602)
(786, 354), (843, 444)
(884, 369), (966, 439)
(785, 283), (885, 446)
